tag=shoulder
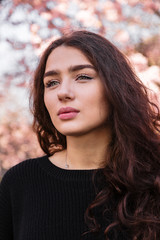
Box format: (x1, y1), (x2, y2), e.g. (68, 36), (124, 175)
(0, 155), (47, 187)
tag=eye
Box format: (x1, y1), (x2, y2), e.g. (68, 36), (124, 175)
(45, 80), (59, 88)
(76, 74), (93, 81)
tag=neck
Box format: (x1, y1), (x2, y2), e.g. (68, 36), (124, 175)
(65, 126), (111, 169)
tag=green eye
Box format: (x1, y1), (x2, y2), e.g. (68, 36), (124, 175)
(45, 80), (59, 88)
(76, 74), (93, 80)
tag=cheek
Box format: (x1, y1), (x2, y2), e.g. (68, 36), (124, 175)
(94, 92), (109, 121)
(44, 93), (49, 112)
(82, 91), (109, 123)
(44, 92), (56, 116)
(87, 86), (108, 111)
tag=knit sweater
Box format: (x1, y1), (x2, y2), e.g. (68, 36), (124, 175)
(0, 155), (128, 240)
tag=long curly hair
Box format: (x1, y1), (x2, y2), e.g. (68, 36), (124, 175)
(31, 30), (160, 239)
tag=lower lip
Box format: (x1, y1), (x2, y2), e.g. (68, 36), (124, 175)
(58, 111), (79, 120)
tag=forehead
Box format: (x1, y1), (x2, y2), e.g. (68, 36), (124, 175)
(45, 46), (91, 71)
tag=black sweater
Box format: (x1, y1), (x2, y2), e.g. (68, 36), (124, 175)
(0, 155), (128, 240)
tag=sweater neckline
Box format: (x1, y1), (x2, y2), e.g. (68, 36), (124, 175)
(37, 155), (97, 181)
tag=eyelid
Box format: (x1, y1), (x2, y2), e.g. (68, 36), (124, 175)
(44, 79), (59, 88)
(76, 73), (93, 80)
(77, 73), (90, 77)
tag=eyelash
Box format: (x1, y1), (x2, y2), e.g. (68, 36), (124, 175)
(45, 74), (93, 88)
(45, 80), (59, 88)
(76, 74), (93, 81)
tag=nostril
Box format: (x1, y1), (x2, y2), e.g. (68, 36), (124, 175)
(57, 91), (75, 101)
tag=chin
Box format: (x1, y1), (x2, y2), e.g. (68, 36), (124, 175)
(59, 130), (83, 137)
(58, 127), (98, 137)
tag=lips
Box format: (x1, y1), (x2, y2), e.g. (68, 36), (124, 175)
(58, 107), (79, 115)
(57, 107), (80, 120)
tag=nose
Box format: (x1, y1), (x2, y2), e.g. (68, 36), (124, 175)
(57, 80), (75, 101)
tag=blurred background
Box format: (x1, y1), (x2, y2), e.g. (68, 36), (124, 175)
(0, 0), (160, 178)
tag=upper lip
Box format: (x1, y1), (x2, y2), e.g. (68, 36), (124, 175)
(58, 107), (79, 115)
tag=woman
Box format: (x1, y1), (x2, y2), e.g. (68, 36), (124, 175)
(0, 30), (160, 240)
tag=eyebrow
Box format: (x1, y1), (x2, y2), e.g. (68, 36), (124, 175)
(43, 64), (96, 78)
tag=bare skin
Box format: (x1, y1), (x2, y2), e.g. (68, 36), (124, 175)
(49, 126), (111, 170)
(44, 46), (111, 170)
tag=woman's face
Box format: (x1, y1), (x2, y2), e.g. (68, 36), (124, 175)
(44, 46), (110, 136)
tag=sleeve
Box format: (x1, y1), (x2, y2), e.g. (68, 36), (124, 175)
(0, 171), (13, 240)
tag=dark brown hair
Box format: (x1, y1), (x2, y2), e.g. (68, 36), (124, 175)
(31, 30), (160, 239)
